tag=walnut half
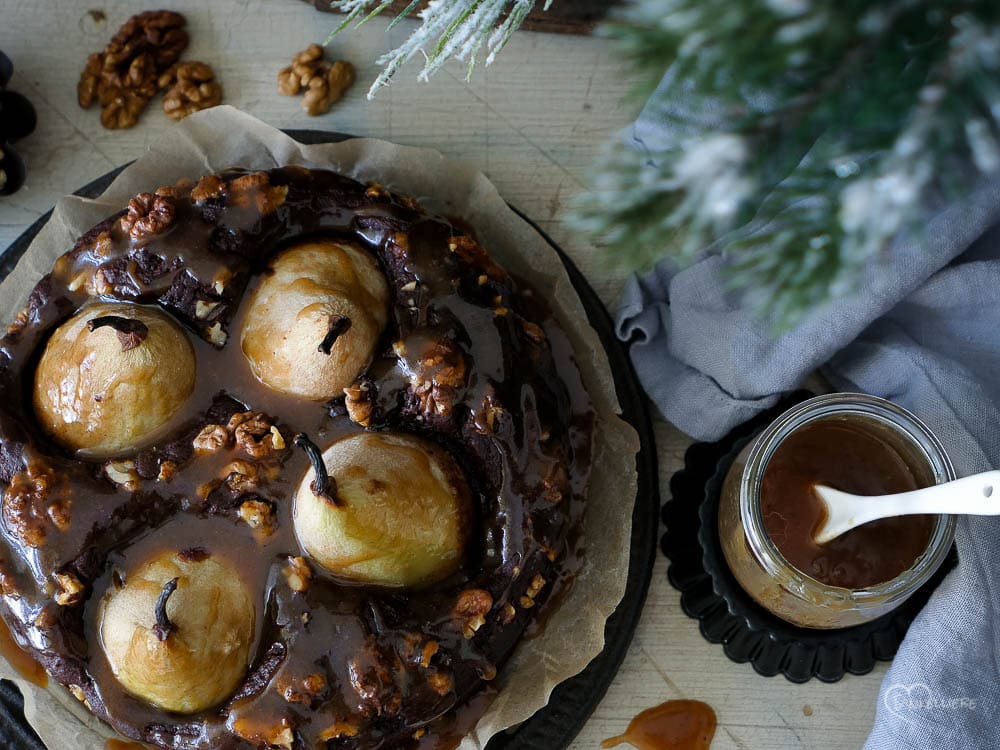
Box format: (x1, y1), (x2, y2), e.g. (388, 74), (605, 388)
(161, 61), (223, 120)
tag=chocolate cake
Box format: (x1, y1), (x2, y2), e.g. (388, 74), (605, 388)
(0, 167), (594, 749)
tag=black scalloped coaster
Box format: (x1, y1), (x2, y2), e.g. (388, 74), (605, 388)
(662, 390), (957, 683)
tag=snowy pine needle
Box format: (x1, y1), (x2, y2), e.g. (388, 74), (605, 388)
(327, 0), (551, 98)
(571, 0), (1000, 329)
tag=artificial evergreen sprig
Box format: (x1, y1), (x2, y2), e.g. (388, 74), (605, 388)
(327, 0), (551, 98)
(572, 0), (1000, 328)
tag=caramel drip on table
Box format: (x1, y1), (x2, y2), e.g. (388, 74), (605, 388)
(602, 700), (717, 750)
(0, 616), (46, 687)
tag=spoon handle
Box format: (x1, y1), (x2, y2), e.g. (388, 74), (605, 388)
(815, 470), (1000, 544)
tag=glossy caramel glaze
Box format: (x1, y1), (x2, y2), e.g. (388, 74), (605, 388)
(0, 168), (595, 749)
(0, 614), (46, 687)
(760, 419), (933, 589)
(602, 700), (716, 750)
(106, 739), (148, 750)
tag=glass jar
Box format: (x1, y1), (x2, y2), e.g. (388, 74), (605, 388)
(718, 393), (956, 629)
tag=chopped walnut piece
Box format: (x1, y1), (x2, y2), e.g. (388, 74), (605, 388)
(347, 640), (402, 718)
(205, 322), (228, 347)
(365, 183), (389, 199)
(410, 340), (467, 419)
(454, 589), (493, 639)
(227, 171), (289, 215)
(193, 424), (230, 454)
(420, 640), (439, 668)
(154, 177), (194, 199)
(120, 192), (175, 241)
(0, 560), (15, 597)
(518, 595), (536, 609)
(222, 460), (263, 492)
(500, 603), (517, 625)
(33, 608), (57, 630)
(269, 426), (286, 451)
(276, 671), (328, 707)
(2, 463), (69, 549)
(448, 234), (508, 281)
(229, 412), (284, 459)
(195, 299), (221, 320)
(233, 718), (296, 749)
(69, 684), (88, 704)
(154, 461), (177, 483)
(344, 381), (373, 427)
(161, 61), (224, 120)
(55, 572), (85, 606)
(473, 389), (504, 435)
(540, 461), (569, 504)
(6, 306), (30, 337)
(477, 662), (498, 681)
(527, 574), (547, 599)
(284, 556), (312, 593)
(238, 499), (276, 537)
(319, 721), (360, 741)
(190, 174), (225, 203)
(104, 460), (140, 492)
(426, 670), (454, 696)
(521, 319), (546, 344)
(272, 728), (294, 750)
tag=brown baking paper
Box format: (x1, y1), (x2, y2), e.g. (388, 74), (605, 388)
(0, 106), (640, 749)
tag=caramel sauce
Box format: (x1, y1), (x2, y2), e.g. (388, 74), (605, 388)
(761, 419), (934, 589)
(603, 700), (717, 750)
(106, 739), (149, 750)
(0, 615), (47, 687)
(0, 167), (596, 749)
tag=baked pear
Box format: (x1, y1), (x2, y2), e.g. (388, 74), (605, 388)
(241, 240), (389, 401)
(33, 302), (196, 457)
(99, 550), (255, 714)
(293, 432), (470, 588)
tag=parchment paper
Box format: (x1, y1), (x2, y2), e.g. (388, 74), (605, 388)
(0, 106), (640, 749)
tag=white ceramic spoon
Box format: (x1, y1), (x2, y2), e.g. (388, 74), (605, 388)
(813, 470), (1000, 544)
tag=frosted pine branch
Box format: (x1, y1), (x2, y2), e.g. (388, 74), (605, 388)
(572, 0), (1000, 329)
(326, 0), (550, 98)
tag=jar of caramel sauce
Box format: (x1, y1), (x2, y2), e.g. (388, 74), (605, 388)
(719, 393), (956, 629)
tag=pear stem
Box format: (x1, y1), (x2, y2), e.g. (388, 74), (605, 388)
(152, 577), (179, 642)
(318, 315), (352, 355)
(294, 433), (342, 506)
(87, 315), (149, 352)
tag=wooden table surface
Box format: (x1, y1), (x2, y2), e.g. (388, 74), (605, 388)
(0, 2), (880, 748)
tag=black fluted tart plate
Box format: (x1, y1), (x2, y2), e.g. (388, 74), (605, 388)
(0, 131), (658, 750)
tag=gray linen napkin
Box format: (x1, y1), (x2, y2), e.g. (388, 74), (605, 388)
(618, 82), (1000, 748)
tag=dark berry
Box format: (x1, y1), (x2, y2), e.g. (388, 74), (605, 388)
(0, 90), (37, 142)
(0, 141), (26, 196)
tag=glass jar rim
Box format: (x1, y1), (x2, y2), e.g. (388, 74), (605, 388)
(739, 393), (957, 606)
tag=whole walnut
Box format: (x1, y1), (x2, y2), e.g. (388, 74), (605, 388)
(277, 44), (355, 116)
